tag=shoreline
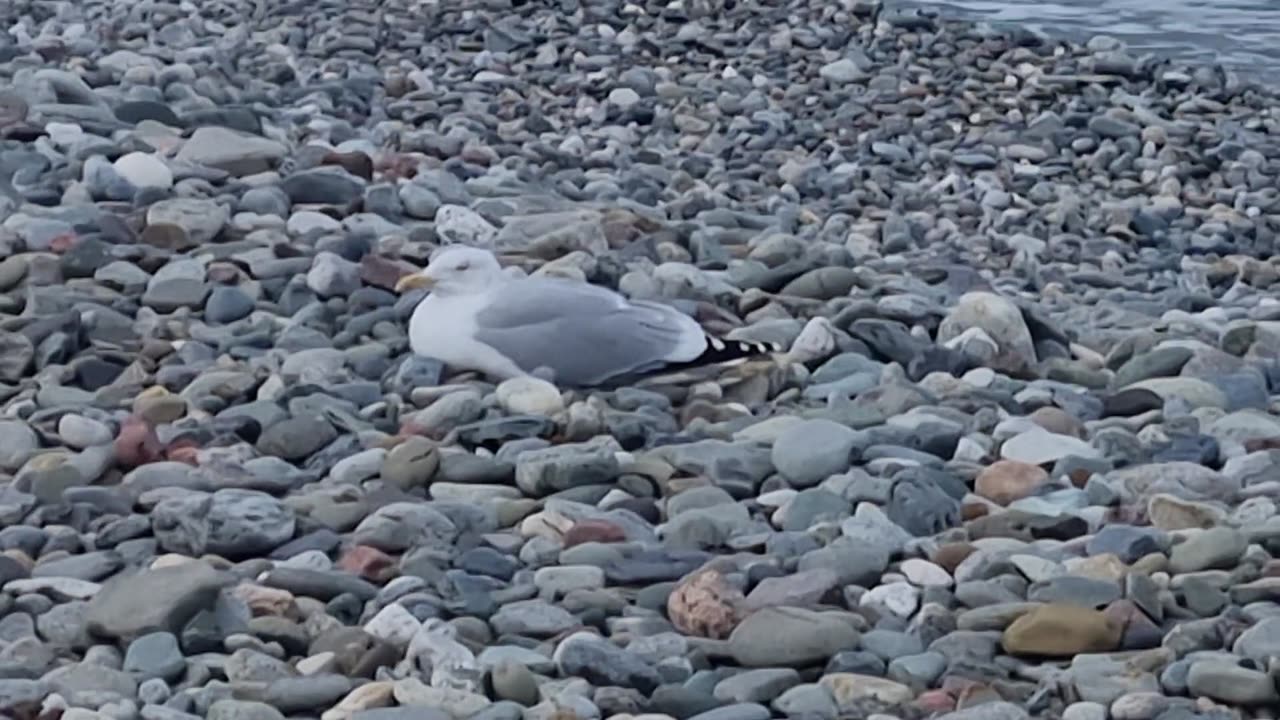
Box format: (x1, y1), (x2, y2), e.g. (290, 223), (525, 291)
(900, 0), (1280, 79)
(2, 2), (1280, 720)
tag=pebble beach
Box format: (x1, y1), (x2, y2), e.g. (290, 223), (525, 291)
(2, 1), (1280, 720)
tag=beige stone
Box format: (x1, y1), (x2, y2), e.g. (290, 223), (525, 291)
(320, 681), (394, 720)
(1001, 604), (1122, 657)
(1148, 493), (1225, 530)
(820, 673), (915, 709)
(975, 460), (1049, 505)
(231, 583), (296, 617)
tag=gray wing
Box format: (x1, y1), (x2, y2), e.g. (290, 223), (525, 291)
(473, 277), (702, 386)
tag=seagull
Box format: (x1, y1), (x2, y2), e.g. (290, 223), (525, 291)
(393, 246), (779, 387)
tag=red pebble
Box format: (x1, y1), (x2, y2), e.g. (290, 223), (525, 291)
(563, 519), (627, 547)
(914, 690), (955, 714)
(165, 444), (200, 466)
(338, 545), (396, 583)
(114, 414), (163, 469)
(48, 233), (76, 254)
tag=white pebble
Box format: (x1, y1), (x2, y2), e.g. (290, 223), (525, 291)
(57, 414), (113, 449)
(113, 151), (173, 190)
(495, 376), (564, 416)
(435, 204), (498, 246)
(860, 581), (920, 618)
(899, 558), (953, 587)
(1062, 701), (1108, 720)
(363, 602), (422, 649)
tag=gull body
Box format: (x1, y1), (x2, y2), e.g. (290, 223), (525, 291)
(396, 246), (776, 387)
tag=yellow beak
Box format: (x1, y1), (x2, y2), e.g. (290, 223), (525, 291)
(395, 274), (435, 293)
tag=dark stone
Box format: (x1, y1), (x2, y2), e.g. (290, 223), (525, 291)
(114, 101), (181, 126)
(826, 650), (887, 676)
(1087, 525), (1166, 563)
(73, 357), (126, 391)
(206, 286), (256, 324)
(885, 471), (960, 537)
(269, 530), (341, 560)
(281, 168), (365, 205)
(182, 107), (262, 134)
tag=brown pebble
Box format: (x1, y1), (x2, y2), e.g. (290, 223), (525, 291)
(975, 459), (1049, 505)
(1001, 604), (1122, 656)
(360, 254), (419, 291)
(931, 543), (976, 574)
(1027, 406), (1085, 438)
(322, 150), (374, 181)
(1243, 436), (1280, 452)
(563, 519), (627, 547)
(140, 222), (195, 251)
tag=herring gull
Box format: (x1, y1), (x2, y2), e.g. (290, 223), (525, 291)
(394, 246), (779, 387)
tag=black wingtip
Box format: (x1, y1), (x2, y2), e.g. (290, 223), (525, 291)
(665, 334), (782, 372)
(596, 334), (782, 388)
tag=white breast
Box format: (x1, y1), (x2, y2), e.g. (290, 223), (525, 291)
(407, 293), (526, 380)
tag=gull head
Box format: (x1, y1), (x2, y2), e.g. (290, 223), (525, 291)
(395, 245), (503, 297)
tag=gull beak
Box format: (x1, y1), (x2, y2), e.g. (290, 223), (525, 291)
(395, 273), (435, 294)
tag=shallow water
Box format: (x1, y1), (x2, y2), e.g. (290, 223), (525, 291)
(908, 0), (1280, 77)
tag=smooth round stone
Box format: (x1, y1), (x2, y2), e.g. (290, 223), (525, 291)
(490, 661), (539, 705)
(859, 629), (922, 660)
(123, 631), (185, 682)
(382, 437), (440, 490)
(1000, 428), (1101, 465)
(728, 607), (860, 667)
(1062, 701), (1108, 720)
(712, 668), (801, 704)
(825, 650), (886, 677)
(113, 151), (173, 189)
(688, 704), (771, 720)
(771, 419), (859, 488)
(975, 460), (1049, 505)
(607, 87), (641, 108)
(0, 419), (39, 471)
(887, 651), (946, 687)
(206, 286), (256, 324)
(208, 699), (286, 720)
(1185, 660), (1280, 704)
(57, 414), (113, 449)
(495, 376), (564, 416)
(773, 682), (839, 719)
(1230, 616), (1280, 664)
(1166, 527), (1247, 574)
(899, 558), (953, 587)
(1109, 692), (1172, 719)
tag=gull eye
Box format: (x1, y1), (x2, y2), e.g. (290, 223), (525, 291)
(456, 262), (471, 271)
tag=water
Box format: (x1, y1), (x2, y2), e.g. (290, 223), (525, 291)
(907, 0), (1280, 78)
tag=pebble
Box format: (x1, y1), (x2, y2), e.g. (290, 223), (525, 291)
(113, 152), (173, 190)
(771, 419), (858, 488)
(1001, 605), (1122, 656)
